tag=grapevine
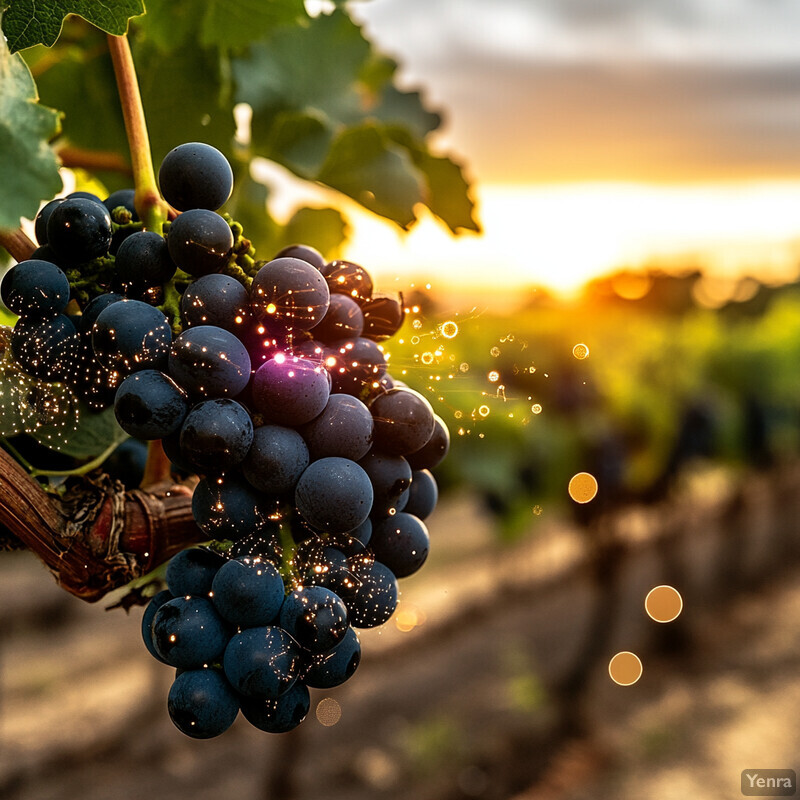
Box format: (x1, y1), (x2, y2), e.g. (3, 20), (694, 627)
(0, 2), (471, 739)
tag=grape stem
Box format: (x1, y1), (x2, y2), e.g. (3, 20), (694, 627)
(106, 34), (168, 234)
(56, 145), (133, 176)
(0, 227), (36, 262)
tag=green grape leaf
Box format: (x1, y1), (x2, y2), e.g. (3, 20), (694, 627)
(318, 124), (425, 228)
(250, 109), (333, 176)
(280, 207), (348, 258)
(30, 403), (128, 460)
(137, 0), (307, 52)
(2, 0), (145, 52)
(0, 40), (61, 228)
(226, 171), (282, 258)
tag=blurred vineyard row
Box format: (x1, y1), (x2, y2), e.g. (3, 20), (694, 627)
(398, 267), (800, 538)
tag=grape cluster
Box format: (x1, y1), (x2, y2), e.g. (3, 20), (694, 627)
(4, 142), (450, 738)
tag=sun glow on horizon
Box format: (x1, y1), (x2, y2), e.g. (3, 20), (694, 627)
(343, 181), (800, 297)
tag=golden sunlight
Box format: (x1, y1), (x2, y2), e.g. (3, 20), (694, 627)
(344, 182), (800, 297)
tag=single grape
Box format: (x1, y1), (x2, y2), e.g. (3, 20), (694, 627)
(404, 469), (439, 519)
(312, 294), (364, 343)
(79, 293), (123, 334)
(159, 142), (234, 211)
(179, 398), (253, 473)
(151, 596), (230, 669)
(357, 449), (412, 517)
(370, 387), (436, 456)
(250, 257), (330, 330)
(67, 190), (103, 204)
(114, 230), (177, 290)
(327, 337), (387, 396)
(240, 680), (310, 733)
(273, 244), (325, 270)
(252, 355), (330, 426)
(46, 197), (113, 264)
(92, 299), (172, 373)
(242, 425), (309, 495)
(168, 669), (240, 739)
(370, 512), (430, 578)
(279, 585), (349, 653)
(406, 413), (451, 470)
(330, 517), (372, 557)
(211, 556), (285, 628)
(114, 369), (188, 440)
(191, 474), (267, 541)
(320, 260), (373, 305)
(300, 545), (350, 595)
(103, 188), (138, 219)
(168, 325), (251, 399)
(361, 295), (404, 340)
(295, 457), (373, 533)
(1, 259), (70, 318)
(141, 589), (174, 663)
(303, 626), (361, 689)
(223, 626), (301, 698)
(165, 547), (225, 597)
(341, 557), (398, 628)
(166, 209), (233, 277)
(180, 273), (250, 332)
(34, 198), (64, 245)
(300, 393), (373, 462)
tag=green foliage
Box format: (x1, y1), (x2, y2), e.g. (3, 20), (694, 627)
(5, 0), (477, 245)
(2, 0), (144, 51)
(0, 36), (61, 228)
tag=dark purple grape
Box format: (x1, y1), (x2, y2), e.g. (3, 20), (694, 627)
(242, 425), (309, 495)
(405, 469), (439, 519)
(103, 188), (138, 219)
(361, 295), (405, 340)
(370, 387), (435, 456)
(92, 299), (171, 373)
(79, 293), (123, 334)
(341, 557), (398, 628)
(251, 257), (330, 331)
(34, 198), (64, 245)
(114, 369), (188, 439)
(46, 198), (113, 264)
(358, 449), (412, 517)
(312, 294), (364, 343)
(407, 414), (451, 470)
(179, 398), (253, 473)
(223, 626), (301, 698)
(303, 626), (361, 689)
(180, 273), (250, 332)
(211, 556), (285, 628)
(295, 457), (373, 533)
(151, 596), (230, 669)
(300, 394), (373, 462)
(168, 325), (251, 399)
(321, 260), (373, 305)
(192, 474), (267, 541)
(141, 589), (173, 663)
(327, 337), (387, 396)
(114, 230), (177, 290)
(370, 512), (430, 578)
(166, 209), (233, 277)
(1, 260), (70, 318)
(279, 585), (349, 653)
(168, 668), (240, 739)
(273, 244), (325, 270)
(252, 355), (330, 426)
(165, 547), (225, 597)
(67, 190), (103, 204)
(240, 680), (309, 733)
(159, 142), (233, 211)
(330, 517), (372, 557)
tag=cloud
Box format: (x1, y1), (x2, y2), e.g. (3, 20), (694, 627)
(353, 0), (800, 182)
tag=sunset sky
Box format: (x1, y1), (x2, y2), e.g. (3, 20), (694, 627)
(337, 0), (800, 295)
